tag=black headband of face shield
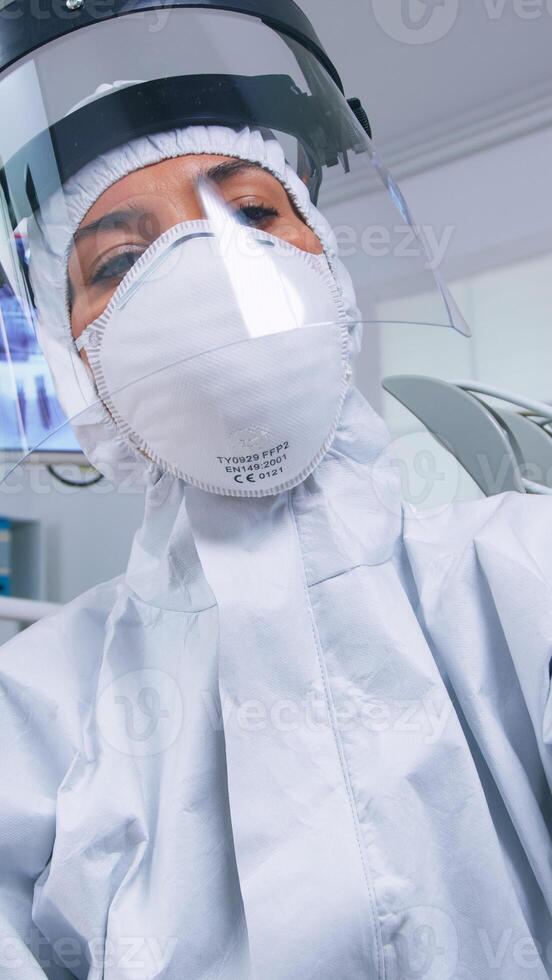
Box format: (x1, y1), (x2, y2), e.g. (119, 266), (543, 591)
(0, 73), (368, 229)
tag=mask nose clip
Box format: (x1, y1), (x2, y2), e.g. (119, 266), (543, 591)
(74, 326), (101, 353)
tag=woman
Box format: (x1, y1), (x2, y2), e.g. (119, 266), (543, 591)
(0, 112), (551, 978)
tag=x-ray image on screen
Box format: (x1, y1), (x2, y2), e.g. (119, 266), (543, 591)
(0, 231), (80, 457)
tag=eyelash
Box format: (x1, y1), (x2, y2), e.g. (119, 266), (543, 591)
(90, 203), (280, 286)
(90, 245), (144, 286)
(236, 203), (279, 227)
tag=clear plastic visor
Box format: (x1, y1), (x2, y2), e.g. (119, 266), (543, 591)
(0, 5), (470, 478)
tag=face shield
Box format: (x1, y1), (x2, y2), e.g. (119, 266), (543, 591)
(0, 5), (470, 489)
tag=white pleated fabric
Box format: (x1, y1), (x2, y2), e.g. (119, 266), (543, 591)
(1, 122), (551, 979)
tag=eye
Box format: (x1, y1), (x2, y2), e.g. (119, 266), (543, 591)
(236, 203), (279, 228)
(91, 247), (144, 286)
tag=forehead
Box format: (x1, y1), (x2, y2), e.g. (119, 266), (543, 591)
(79, 154), (283, 227)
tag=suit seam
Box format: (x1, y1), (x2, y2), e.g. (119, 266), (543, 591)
(288, 493), (386, 980)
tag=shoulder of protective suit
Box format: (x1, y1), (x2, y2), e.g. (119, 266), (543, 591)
(402, 490), (552, 596)
(0, 575), (126, 752)
(4, 573), (125, 649)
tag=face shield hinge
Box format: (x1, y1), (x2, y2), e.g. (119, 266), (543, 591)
(347, 98), (372, 140)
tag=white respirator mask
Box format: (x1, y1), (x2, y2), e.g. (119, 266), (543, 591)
(75, 185), (353, 497)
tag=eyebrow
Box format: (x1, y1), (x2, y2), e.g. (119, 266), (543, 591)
(73, 205), (143, 245)
(202, 159), (265, 183)
(73, 160), (266, 245)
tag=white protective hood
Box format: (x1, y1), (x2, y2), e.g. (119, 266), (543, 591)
(1, 123), (551, 979)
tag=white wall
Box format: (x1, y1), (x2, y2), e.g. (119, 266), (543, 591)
(322, 125), (552, 506)
(326, 126), (552, 402)
(376, 124), (552, 402)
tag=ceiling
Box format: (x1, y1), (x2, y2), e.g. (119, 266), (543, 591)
(300, 0), (552, 154)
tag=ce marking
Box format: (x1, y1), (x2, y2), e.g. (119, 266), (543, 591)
(234, 474), (256, 484)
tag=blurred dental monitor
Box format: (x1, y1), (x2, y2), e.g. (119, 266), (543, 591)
(0, 229), (83, 466)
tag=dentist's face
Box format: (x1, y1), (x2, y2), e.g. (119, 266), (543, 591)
(68, 153), (323, 344)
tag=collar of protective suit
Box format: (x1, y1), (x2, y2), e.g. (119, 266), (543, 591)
(125, 386), (402, 610)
